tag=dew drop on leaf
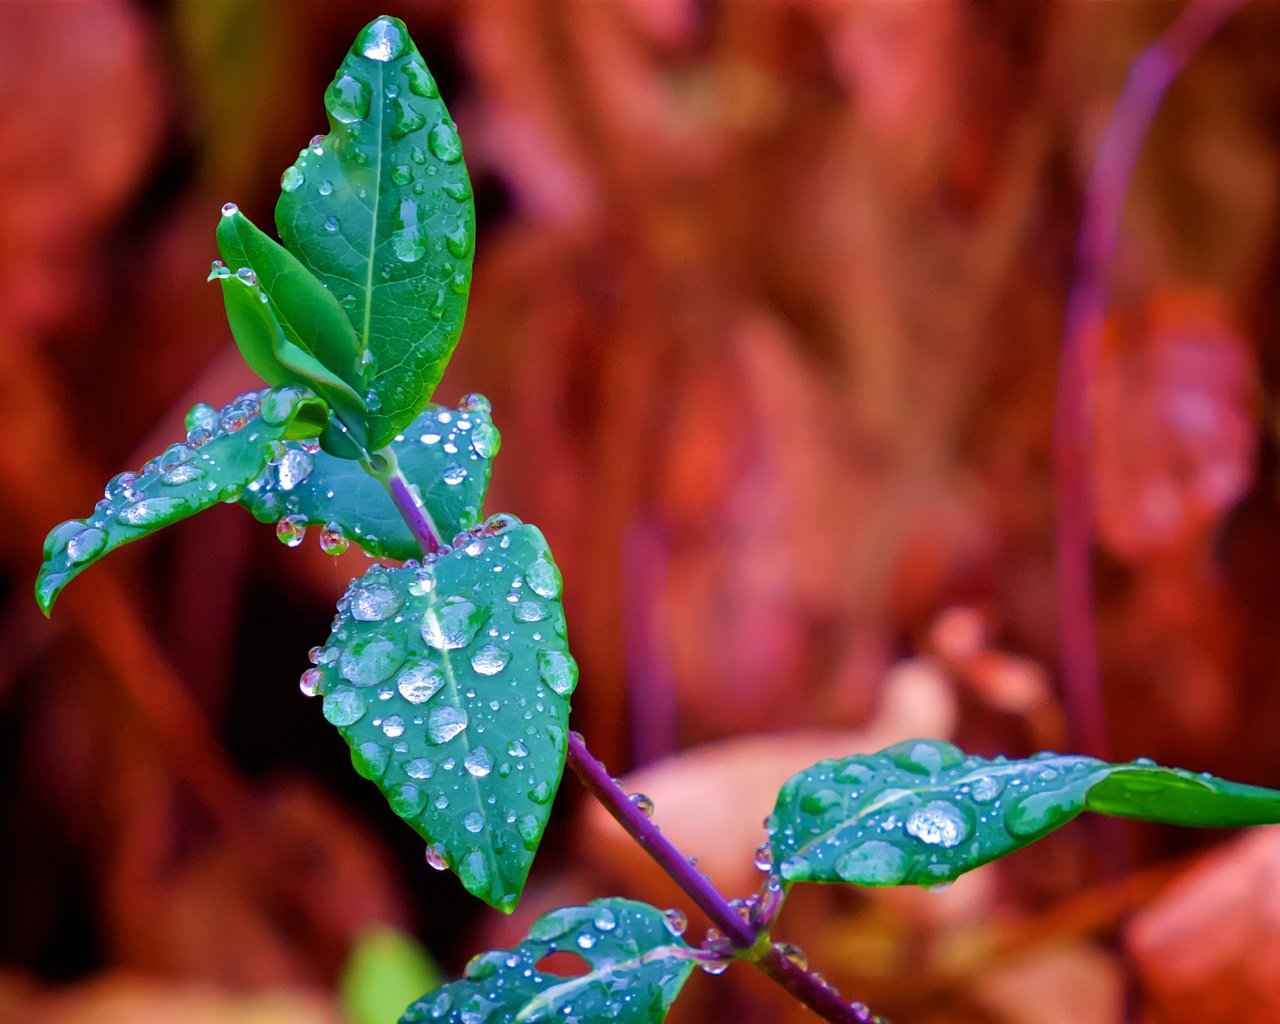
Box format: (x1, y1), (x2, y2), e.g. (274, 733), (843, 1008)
(426, 705), (468, 744)
(397, 661), (445, 704)
(322, 687), (366, 727)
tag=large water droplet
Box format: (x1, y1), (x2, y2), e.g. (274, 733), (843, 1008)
(276, 448), (314, 490)
(663, 908), (687, 936)
(280, 165), (304, 192)
(406, 757), (435, 779)
(117, 496), (187, 527)
(426, 705), (469, 744)
(834, 840), (911, 885)
(320, 522), (350, 555)
(427, 121), (463, 163)
(464, 746), (494, 777)
(887, 738), (965, 777)
(905, 801), (971, 848)
(65, 527), (107, 565)
(299, 668), (324, 698)
(339, 635), (405, 686)
(404, 57), (439, 98)
(524, 553), (562, 599)
(969, 774), (1006, 803)
(389, 782), (427, 818)
(425, 846), (449, 871)
(358, 16), (408, 62)
(322, 687), (366, 727)
(351, 582), (403, 621)
(391, 98), (427, 140)
(397, 662), (444, 704)
(628, 792), (654, 817)
(458, 849), (490, 895)
(470, 421), (500, 460)
(513, 600), (548, 623)
(470, 644), (509, 676)
(537, 649), (578, 697)
(276, 515), (307, 547)
(1004, 787), (1081, 839)
(352, 740), (389, 780)
(326, 73), (371, 124)
(463, 811), (484, 833)
(442, 463), (467, 485)
(421, 595), (488, 650)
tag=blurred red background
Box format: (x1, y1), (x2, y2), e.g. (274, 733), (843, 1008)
(2, 1), (1280, 1022)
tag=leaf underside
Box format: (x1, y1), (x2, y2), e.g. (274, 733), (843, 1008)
(399, 899), (696, 1024)
(769, 739), (1280, 888)
(310, 521), (575, 912)
(240, 394), (500, 559)
(37, 388), (322, 614)
(276, 14), (475, 450)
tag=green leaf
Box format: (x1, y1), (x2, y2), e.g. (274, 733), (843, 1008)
(398, 900), (697, 1024)
(309, 520), (573, 912)
(276, 14), (475, 450)
(769, 739), (1280, 889)
(36, 388), (325, 614)
(210, 233), (370, 451)
(216, 203), (366, 391)
(342, 926), (443, 1024)
(239, 394), (499, 560)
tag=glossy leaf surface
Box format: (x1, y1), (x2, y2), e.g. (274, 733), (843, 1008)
(240, 394), (498, 560)
(310, 521), (574, 911)
(276, 15), (475, 450)
(216, 204), (365, 390)
(37, 388), (325, 615)
(210, 249), (369, 449)
(398, 899), (696, 1024)
(769, 739), (1280, 888)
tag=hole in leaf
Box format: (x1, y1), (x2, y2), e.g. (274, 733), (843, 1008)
(535, 951), (590, 978)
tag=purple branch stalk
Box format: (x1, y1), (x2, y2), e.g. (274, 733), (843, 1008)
(381, 471), (875, 1024)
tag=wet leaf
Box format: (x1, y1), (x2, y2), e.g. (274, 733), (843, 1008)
(309, 521), (573, 912)
(276, 15), (475, 451)
(770, 739), (1280, 889)
(36, 387), (326, 614)
(398, 899), (696, 1024)
(239, 394), (498, 560)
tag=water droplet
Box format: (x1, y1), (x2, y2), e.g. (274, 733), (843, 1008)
(326, 73), (371, 124)
(463, 811), (484, 833)
(754, 841), (774, 872)
(470, 644), (509, 676)
(427, 121), (463, 163)
(799, 788), (842, 816)
(389, 782), (426, 818)
(118, 496), (187, 527)
(320, 522), (349, 555)
(276, 448), (314, 490)
(358, 16), (408, 62)
(408, 566), (436, 596)
(65, 527), (107, 565)
(104, 471), (140, 503)
(421, 595), (488, 650)
(352, 740), (389, 780)
(629, 792), (654, 817)
(507, 739), (529, 758)
(396, 663), (444, 706)
(299, 668), (324, 697)
(221, 202), (238, 217)
(425, 845), (449, 871)
(458, 849), (490, 895)
(663, 908), (687, 936)
(464, 746), (494, 777)
(886, 738), (965, 776)
(442, 463), (467, 485)
(834, 840), (911, 885)
(318, 178), (334, 196)
(1004, 788), (1081, 839)
(529, 780), (554, 804)
(351, 582), (403, 621)
(391, 163), (413, 186)
(905, 801), (971, 848)
(537, 649), (578, 697)
(280, 165), (304, 192)
(322, 687), (366, 727)
(391, 98), (427, 140)
(382, 714), (405, 738)
(524, 554), (562, 600)
(776, 943), (808, 971)
(445, 220), (472, 258)
(970, 774), (1006, 803)
(404, 57), (439, 98)
(339, 635), (405, 686)
(406, 757), (435, 779)
(276, 515), (307, 547)
(469, 421), (500, 460)
(592, 907), (617, 932)
(426, 705), (469, 744)
(514, 600), (548, 623)
(699, 959), (728, 976)
(324, 215), (340, 233)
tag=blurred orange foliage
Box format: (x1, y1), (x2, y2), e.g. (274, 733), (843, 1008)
(2, 1), (1279, 1022)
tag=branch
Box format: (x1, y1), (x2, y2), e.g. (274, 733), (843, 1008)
(1053, 0), (1246, 758)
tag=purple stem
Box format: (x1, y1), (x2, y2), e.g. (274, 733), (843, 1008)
(1054, 0), (1245, 758)
(568, 733), (876, 1024)
(383, 477), (875, 1022)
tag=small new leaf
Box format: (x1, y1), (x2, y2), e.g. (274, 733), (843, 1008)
(276, 14), (476, 450)
(36, 388), (325, 615)
(240, 395), (499, 560)
(399, 900), (697, 1024)
(310, 520), (573, 912)
(769, 739), (1280, 888)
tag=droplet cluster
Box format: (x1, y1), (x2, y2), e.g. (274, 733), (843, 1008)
(309, 518), (575, 909)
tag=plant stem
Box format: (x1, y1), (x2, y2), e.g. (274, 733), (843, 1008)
(567, 732), (875, 1024)
(384, 472), (875, 1023)
(1053, 0), (1246, 759)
